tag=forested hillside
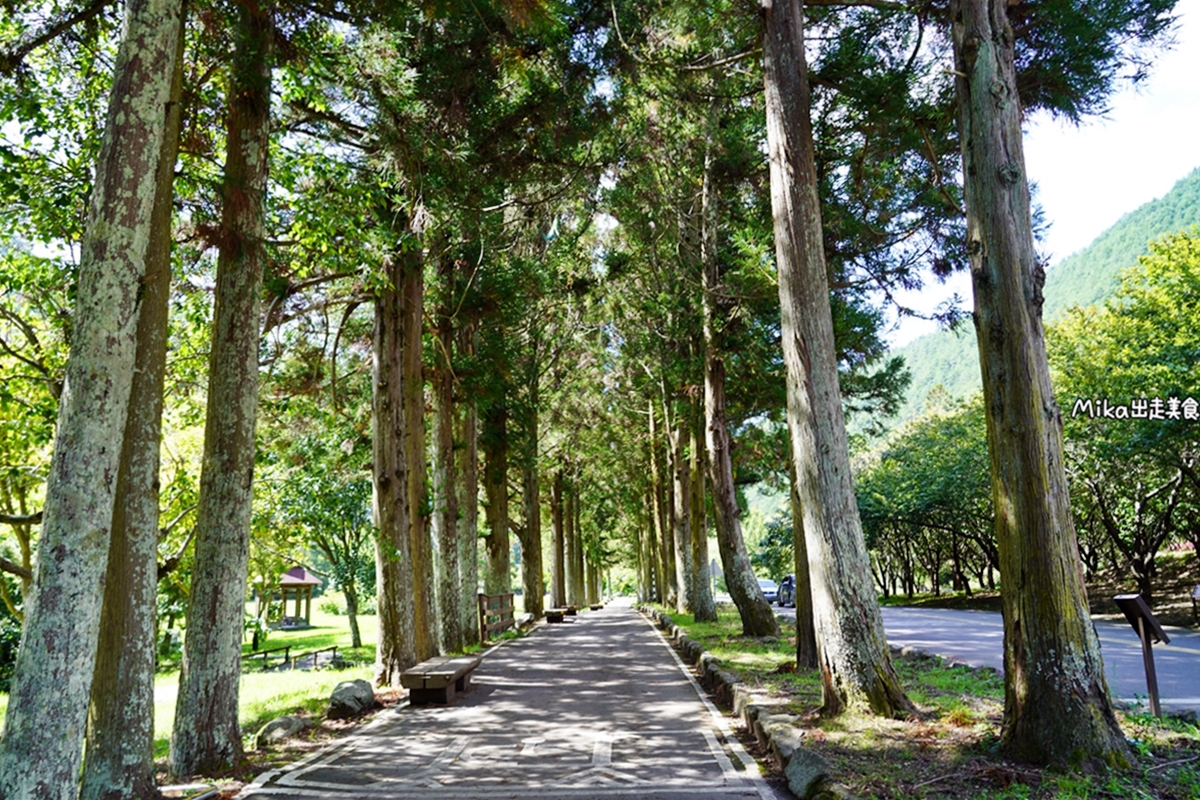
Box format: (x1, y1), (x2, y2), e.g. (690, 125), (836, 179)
(892, 166), (1200, 422)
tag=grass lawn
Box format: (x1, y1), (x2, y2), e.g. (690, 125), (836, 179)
(662, 604), (1200, 799)
(152, 601), (379, 759)
(0, 599), (381, 764)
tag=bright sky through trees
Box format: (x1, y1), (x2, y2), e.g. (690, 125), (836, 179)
(888, 0), (1200, 347)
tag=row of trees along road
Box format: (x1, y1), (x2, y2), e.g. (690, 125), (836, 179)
(0, 0), (1179, 795)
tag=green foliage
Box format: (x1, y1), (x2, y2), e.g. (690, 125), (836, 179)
(894, 166), (1200, 427)
(1048, 229), (1200, 593)
(856, 395), (995, 596)
(749, 514), (793, 584)
(1007, 0), (1178, 121)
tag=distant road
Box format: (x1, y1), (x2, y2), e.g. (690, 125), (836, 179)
(771, 604), (1200, 714)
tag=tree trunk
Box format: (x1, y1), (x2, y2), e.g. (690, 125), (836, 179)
(950, 0), (1128, 765)
(574, 481), (586, 606)
(551, 470), (566, 607)
(643, 492), (660, 602)
(432, 264), (461, 652)
(564, 478), (580, 606)
(402, 251), (436, 661)
(519, 405), (544, 618)
(762, 0), (910, 716)
(344, 584), (362, 649)
(169, 0), (272, 775)
(457, 322), (481, 645)
(371, 246), (417, 687)
(702, 226), (776, 637)
(704, 345), (777, 637)
(669, 419), (693, 615)
(483, 402), (511, 595)
(690, 400), (717, 622)
(81, 15), (184, 799)
(0, 1), (181, 793)
(649, 402), (676, 607)
(790, 464), (818, 670)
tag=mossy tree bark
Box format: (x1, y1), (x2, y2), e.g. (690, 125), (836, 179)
(790, 464), (818, 670)
(575, 496), (587, 605)
(517, 344), (544, 618)
(372, 244), (418, 686)
(704, 336), (778, 638)
(668, 418), (693, 615)
(564, 476), (581, 606)
(551, 469), (567, 607)
(169, 0), (272, 776)
(703, 214), (777, 637)
(762, 0), (912, 716)
(80, 13), (185, 799)
(432, 254), (462, 654)
(519, 446), (545, 618)
(483, 402), (511, 595)
(690, 398), (717, 623)
(649, 403), (677, 607)
(402, 249), (437, 661)
(456, 319), (481, 645)
(950, 0), (1129, 766)
(0, 1), (182, 795)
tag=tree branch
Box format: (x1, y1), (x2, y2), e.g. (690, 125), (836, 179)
(0, 511), (42, 526)
(0, 555), (33, 581)
(0, 0), (115, 75)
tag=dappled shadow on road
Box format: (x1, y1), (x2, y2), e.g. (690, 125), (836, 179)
(239, 606), (764, 799)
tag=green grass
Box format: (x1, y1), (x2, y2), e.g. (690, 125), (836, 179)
(1, 601), (381, 761)
(152, 602), (379, 756)
(654, 604), (822, 711)
(660, 602), (1200, 799)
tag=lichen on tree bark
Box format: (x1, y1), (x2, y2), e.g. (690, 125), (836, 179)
(0, 1), (182, 795)
(169, 0), (272, 775)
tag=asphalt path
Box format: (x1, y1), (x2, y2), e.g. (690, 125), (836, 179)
(238, 601), (788, 800)
(773, 603), (1200, 714)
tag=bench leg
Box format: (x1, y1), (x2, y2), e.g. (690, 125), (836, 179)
(409, 685), (455, 705)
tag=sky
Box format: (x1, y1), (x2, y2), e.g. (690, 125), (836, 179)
(887, 0), (1200, 347)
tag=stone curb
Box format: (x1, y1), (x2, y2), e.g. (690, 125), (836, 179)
(637, 606), (843, 799)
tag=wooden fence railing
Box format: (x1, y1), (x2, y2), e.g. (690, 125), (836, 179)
(241, 645), (290, 670)
(478, 592), (515, 642)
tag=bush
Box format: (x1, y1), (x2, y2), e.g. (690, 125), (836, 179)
(319, 597), (344, 616)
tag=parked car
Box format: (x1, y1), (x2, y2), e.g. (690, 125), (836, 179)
(777, 574), (796, 607)
(757, 578), (778, 604)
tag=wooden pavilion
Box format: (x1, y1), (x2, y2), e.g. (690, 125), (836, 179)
(278, 566), (322, 628)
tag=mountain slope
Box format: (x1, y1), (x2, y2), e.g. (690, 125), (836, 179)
(890, 166), (1200, 422)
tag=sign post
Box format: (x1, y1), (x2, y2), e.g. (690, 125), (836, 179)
(1113, 593), (1170, 718)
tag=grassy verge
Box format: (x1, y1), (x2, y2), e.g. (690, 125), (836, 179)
(663, 604), (1200, 799)
(152, 605), (380, 760)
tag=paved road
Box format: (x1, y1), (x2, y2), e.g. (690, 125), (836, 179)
(773, 603), (1200, 713)
(239, 602), (786, 800)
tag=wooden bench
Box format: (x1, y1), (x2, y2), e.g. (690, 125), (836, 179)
(400, 655), (482, 705)
(546, 608), (566, 623)
(589, 603), (603, 611)
(564, 605), (578, 617)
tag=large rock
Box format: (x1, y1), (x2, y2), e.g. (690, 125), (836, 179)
(784, 746), (833, 799)
(253, 715), (310, 749)
(327, 679), (377, 719)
